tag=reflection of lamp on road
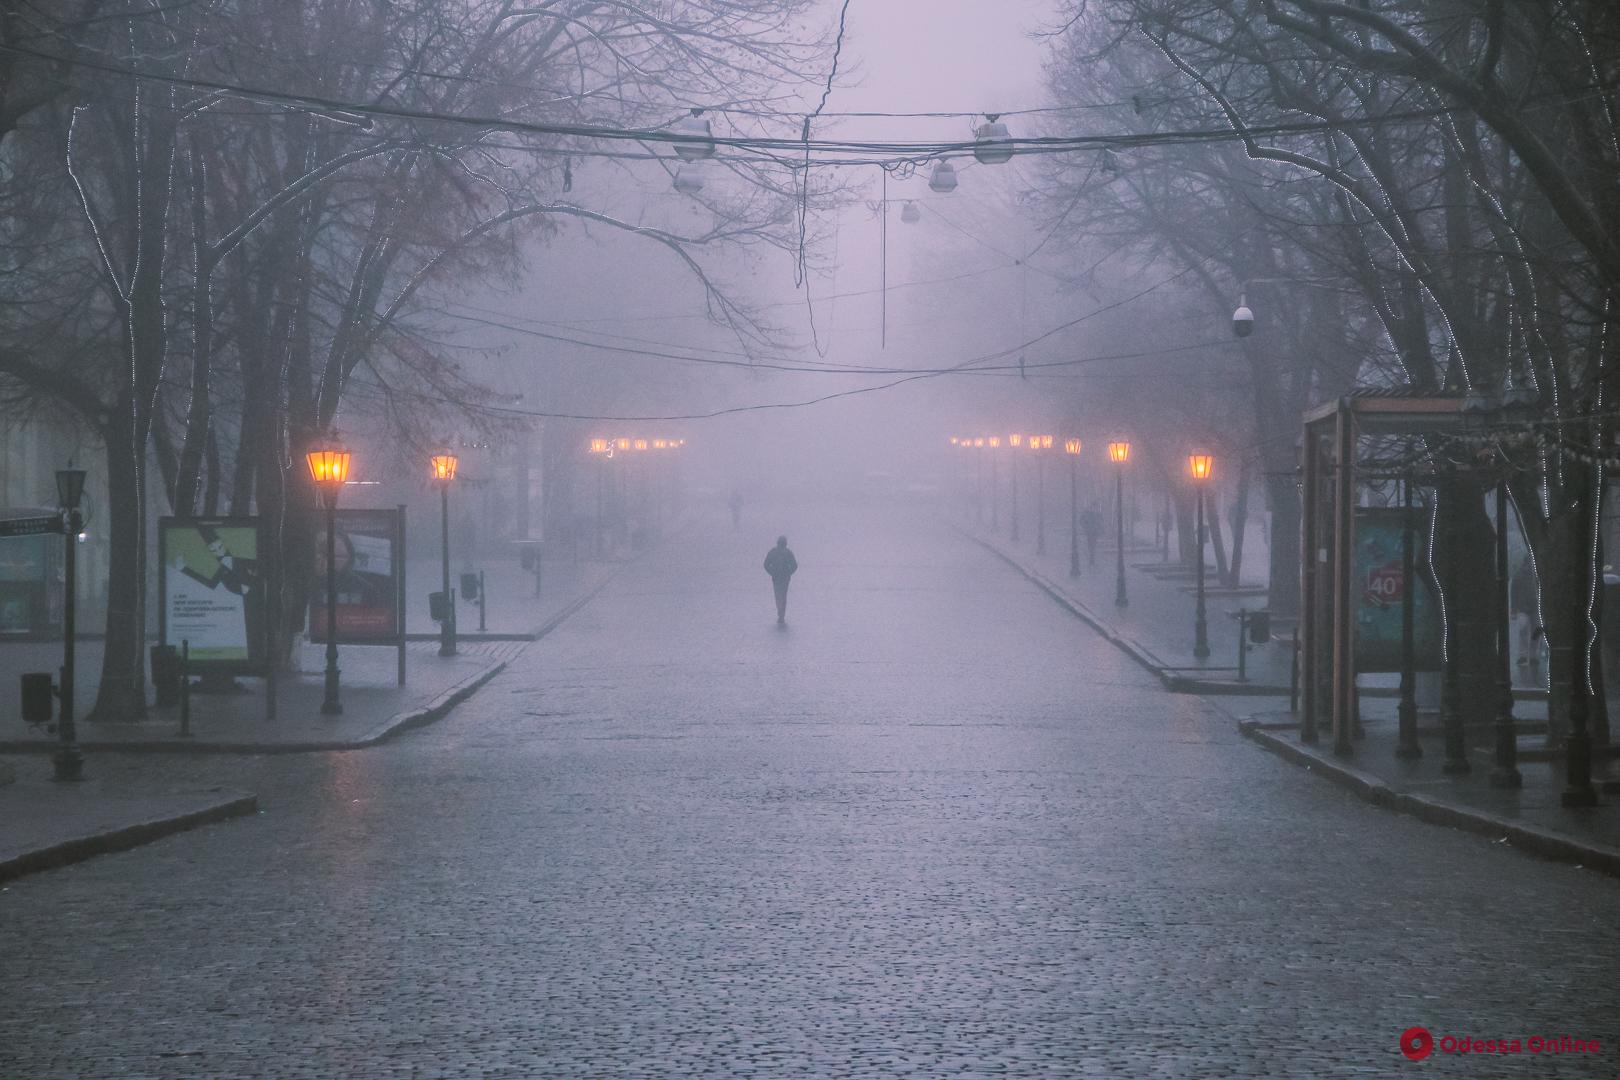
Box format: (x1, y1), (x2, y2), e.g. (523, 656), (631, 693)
(1065, 439), (1082, 578)
(53, 466), (87, 780)
(1107, 440), (1131, 608)
(431, 449), (459, 657)
(306, 435), (351, 715)
(1188, 450), (1213, 660)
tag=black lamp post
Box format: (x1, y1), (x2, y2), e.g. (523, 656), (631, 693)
(431, 449), (459, 657)
(1108, 440), (1131, 607)
(1065, 438), (1082, 577)
(989, 437), (1001, 533)
(1031, 436), (1050, 554)
(1008, 434), (1021, 542)
(305, 436), (350, 716)
(1189, 451), (1213, 660)
(53, 467), (86, 781)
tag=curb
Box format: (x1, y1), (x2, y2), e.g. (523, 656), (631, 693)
(0, 658), (508, 755)
(0, 553), (633, 756)
(1238, 719), (1620, 880)
(960, 527), (1291, 696)
(0, 790), (258, 884)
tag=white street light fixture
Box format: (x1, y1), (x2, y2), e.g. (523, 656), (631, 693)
(973, 115), (1014, 164)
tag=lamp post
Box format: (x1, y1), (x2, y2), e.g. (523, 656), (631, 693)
(1189, 450), (1213, 660)
(1030, 436), (1051, 554)
(1007, 434), (1022, 542)
(306, 436), (351, 715)
(1065, 439), (1082, 578)
(53, 467), (87, 781)
(988, 437), (1001, 532)
(1108, 440), (1131, 607)
(431, 449), (459, 657)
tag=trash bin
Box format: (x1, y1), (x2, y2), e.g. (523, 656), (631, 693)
(460, 572), (480, 602)
(1249, 610), (1272, 644)
(150, 644), (180, 707)
(20, 672), (54, 725)
(429, 590), (449, 623)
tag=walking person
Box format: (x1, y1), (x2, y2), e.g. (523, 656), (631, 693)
(764, 535), (798, 626)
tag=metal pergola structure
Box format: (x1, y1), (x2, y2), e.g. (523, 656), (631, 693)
(1300, 392), (1470, 755)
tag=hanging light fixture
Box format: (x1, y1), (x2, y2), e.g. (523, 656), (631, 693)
(673, 162), (707, 195)
(672, 108), (716, 162)
(901, 200), (920, 224)
(929, 160), (958, 193)
(973, 114), (1014, 164)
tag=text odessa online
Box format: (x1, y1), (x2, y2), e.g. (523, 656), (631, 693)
(1439, 1035), (1600, 1055)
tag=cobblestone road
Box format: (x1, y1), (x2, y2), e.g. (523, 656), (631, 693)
(2, 503), (1617, 1077)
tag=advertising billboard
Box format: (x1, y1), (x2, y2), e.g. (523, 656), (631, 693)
(308, 508), (404, 645)
(1353, 507), (1442, 673)
(159, 517), (265, 670)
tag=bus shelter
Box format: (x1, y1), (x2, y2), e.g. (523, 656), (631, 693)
(1300, 392), (1469, 755)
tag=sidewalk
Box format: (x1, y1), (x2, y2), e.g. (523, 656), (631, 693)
(0, 766), (257, 883)
(402, 553), (620, 640)
(959, 516), (1294, 694)
(0, 548), (625, 750)
(1233, 696), (1620, 879)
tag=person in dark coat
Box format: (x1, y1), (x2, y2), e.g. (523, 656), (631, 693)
(763, 535), (798, 626)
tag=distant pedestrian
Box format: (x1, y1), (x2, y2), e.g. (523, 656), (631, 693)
(763, 535), (798, 626)
(728, 489), (743, 530)
(1080, 502), (1104, 567)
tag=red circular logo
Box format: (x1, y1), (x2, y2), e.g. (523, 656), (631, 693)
(1401, 1027), (1434, 1061)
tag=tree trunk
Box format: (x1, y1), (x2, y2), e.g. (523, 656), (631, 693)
(87, 406), (146, 722)
(1209, 487), (1230, 583)
(1227, 460), (1251, 588)
(1265, 470), (1301, 620)
(1437, 473), (1499, 728)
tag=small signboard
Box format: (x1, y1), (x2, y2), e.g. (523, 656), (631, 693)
(0, 514), (63, 538)
(1353, 507), (1441, 673)
(159, 516), (266, 672)
(0, 525), (62, 639)
(307, 508), (405, 645)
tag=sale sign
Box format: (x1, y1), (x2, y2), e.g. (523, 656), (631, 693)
(1352, 509), (1440, 672)
(1365, 561), (1405, 606)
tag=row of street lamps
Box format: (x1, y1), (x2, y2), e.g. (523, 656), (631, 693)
(587, 437), (687, 558)
(952, 436), (1219, 661)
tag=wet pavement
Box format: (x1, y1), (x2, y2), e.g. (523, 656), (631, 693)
(1, 499), (1617, 1077)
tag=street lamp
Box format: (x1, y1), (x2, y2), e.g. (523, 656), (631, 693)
(987, 437), (1001, 532)
(1007, 434), (1022, 542)
(306, 435), (351, 715)
(1030, 436), (1052, 554)
(1107, 439), (1131, 608)
(1188, 450), (1214, 659)
(431, 449), (459, 657)
(52, 466), (87, 780)
(1065, 439), (1082, 577)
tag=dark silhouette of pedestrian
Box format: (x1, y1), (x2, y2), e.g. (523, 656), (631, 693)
(763, 535), (797, 626)
(1080, 503), (1104, 567)
(728, 489), (743, 530)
